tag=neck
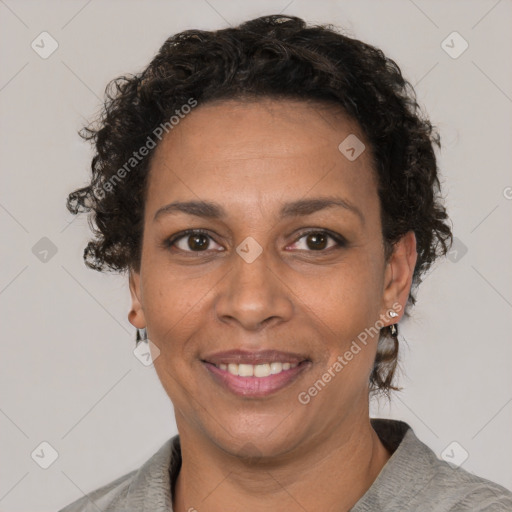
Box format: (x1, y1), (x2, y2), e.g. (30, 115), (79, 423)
(172, 415), (391, 512)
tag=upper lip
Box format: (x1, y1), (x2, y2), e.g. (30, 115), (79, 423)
(202, 349), (309, 366)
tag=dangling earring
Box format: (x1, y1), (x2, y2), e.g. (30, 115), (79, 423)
(388, 309), (399, 338)
(136, 327), (147, 344)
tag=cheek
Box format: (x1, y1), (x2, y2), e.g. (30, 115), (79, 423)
(146, 287), (203, 406)
(303, 256), (383, 374)
(308, 256), (383, 327)
(143, 259), (211, 320)
(142, 274), (205, 364)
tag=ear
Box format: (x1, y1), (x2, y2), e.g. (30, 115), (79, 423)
(381, 231), (417, 322)
(128, 269), (146, 329)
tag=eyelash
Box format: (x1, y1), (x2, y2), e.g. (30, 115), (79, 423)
(162, 228), (347, 254)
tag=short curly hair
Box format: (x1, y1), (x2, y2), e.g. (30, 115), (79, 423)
(67, 14), (453, 394)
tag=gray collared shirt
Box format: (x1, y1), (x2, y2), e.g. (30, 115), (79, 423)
(59, 419), (512, 511)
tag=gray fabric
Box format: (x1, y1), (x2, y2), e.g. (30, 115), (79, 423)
(352, 420), (512, 511)
(58, 419), (512, 511)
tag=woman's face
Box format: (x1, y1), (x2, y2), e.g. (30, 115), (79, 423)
(129, 98), (416, 457)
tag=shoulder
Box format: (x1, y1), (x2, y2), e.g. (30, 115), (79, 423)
(58, 469), (136, 512)
(354, 419), (512, 512)
(420, 459), (512, 511)
(58, 436), (180, 512)
(448, 482), (512, 511)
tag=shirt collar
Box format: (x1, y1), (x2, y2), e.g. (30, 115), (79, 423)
(123, 419), (417, 511)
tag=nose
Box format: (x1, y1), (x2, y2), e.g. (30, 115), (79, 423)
(214, 245), (294, 332)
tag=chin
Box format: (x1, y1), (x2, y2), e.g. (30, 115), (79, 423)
(211, 422), (303, 462)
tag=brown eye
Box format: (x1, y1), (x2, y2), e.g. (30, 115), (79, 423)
(186, 233), (209, 251)
(289, 230), (346, 252)
(305, 232), (329, 250)
(165, 229), (224, 253)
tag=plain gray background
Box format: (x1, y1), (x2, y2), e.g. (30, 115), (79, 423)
(1, 0), (511, 510)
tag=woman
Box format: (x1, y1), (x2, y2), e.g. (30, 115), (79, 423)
(59, 14), (512, 512)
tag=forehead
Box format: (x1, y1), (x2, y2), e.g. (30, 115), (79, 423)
(146, 98), (379, 223)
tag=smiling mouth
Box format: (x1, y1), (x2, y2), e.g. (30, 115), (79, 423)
(213, 361), (300, 377)
(202, 356), (312, 397)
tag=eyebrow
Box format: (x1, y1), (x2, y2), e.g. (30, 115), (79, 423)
(153, 196), (365, 225)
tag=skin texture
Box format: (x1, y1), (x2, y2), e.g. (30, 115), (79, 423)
(128, 98), (417, 512)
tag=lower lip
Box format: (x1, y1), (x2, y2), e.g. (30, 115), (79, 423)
(203, 361), (311, 398)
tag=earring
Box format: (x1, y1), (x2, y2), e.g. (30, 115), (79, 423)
(136, 327), (147, 344)
(388, 310), (399, 318)
(389, 323), (398, 337)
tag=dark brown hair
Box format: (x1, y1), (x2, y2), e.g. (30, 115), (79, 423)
(67, 14), (453, 394)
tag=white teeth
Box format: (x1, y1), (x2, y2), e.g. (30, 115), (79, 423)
(238, 364), (254, 377)
(270, 362), (282, 374)
(218, 362), (298, 377)
(254, 363), (271, 377)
